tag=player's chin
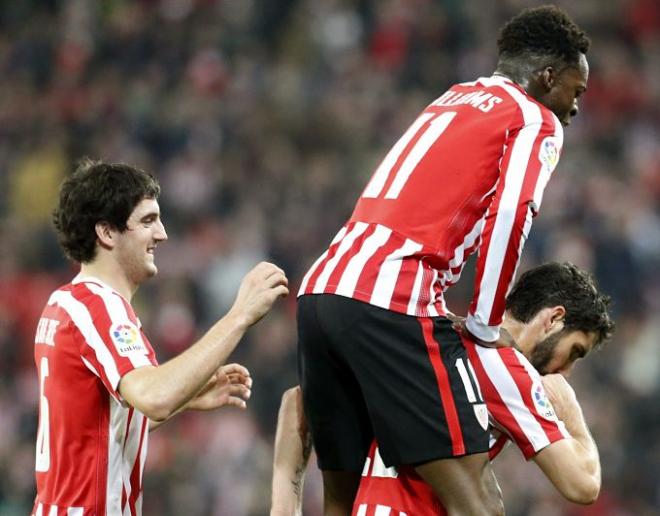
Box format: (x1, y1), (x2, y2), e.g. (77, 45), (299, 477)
(145, 263), (159, 277)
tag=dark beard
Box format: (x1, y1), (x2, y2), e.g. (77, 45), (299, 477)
(529, 329), (567, 374)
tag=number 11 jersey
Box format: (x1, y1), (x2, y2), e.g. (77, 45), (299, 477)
(299, 75), (563, 343)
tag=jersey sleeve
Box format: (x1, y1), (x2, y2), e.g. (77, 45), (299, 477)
(69, 284), (158, 403)
(468, 345), (571, 460)
(466, 107), (563, 342)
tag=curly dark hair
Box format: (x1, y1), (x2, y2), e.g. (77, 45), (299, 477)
(506, 262), (614, 348)
(53, 158), (161, 263)
(497, 5), (590, 67)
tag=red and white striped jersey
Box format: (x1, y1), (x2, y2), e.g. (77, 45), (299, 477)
(299, 75), (563, 342)
(32, 276), (158, 516)
(353, 344), (570, 515)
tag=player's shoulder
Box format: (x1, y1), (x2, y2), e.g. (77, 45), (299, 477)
(55, 277), (135, 322)
(470, 343), (537, 378)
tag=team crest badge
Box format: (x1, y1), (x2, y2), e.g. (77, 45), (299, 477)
(473, 403), (489, 431)
(110, 322), (148, 357)
(531, 381), (556, 420)
(538, 137), (560, 174)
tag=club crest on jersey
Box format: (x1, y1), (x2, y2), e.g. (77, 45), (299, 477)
(538, 137), (560, 174)
(531, 381), (556, 420)
(473, 403), (489, 431)
(110, 322), (148, 356)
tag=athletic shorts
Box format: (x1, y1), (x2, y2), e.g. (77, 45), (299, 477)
(297, 294), (489, 472)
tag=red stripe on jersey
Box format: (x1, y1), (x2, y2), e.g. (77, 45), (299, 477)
(419, 318), (465, 456)
(301, 223), (356, 295)
(326, 224), (379, 293)
(352, 232), (405, 301)
(465, 345), (534, 454)
(497, 349), (567, 443)
(128, 419), (148, 514)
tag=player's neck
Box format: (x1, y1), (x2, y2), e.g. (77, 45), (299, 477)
(79, 258), (137, 301)
(501, 312), (533, 355)
(493, 58), (535, 93)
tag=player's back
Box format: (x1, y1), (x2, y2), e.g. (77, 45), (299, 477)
(33, 277), (156, 516)
(299, 75), (562, 319)
(351, 77), (520, 253)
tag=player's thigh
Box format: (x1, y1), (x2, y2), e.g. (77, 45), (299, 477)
(297, 294), (373, 472)
(415, 453), (504, 516)
(342, 310), (490, 467)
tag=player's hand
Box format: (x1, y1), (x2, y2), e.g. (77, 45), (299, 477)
(229, 262), (289, 327)
(188, 363), (253, 411)
(452, 319), (516, 349)
(541, 374), (579, 420)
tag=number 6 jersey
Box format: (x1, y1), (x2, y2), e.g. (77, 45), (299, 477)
(298, 75), (563, 342)
(32, 276), (158, 516)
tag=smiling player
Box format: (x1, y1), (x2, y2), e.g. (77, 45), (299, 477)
(32, 159), (288, 515)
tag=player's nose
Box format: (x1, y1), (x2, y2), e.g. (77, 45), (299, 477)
(154, 220), (168, 242)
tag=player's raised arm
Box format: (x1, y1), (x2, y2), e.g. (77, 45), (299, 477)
(271, 386), (312, 516)
(120, 262), (288, 422)
(533, 374), (601, 504)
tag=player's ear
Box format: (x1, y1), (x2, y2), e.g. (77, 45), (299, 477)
(540, 66), (556, 91)
(544, 305), (566, 333)
(95, 221), (116, 250)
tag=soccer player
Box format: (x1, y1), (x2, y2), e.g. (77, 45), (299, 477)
(296, 5), (590, 514)
(273, 262), (614, 515)
(32, 160), (288, 515)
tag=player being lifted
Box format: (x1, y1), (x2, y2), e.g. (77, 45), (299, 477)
(32, 160), (288, 515)
(296, 5), (590, 514)
(275, 262), (614, 515)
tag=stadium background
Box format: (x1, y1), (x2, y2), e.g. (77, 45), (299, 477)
(0, 0), (658, 514)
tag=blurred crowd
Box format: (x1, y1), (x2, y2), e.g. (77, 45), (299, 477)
(0, 0), (658, 514)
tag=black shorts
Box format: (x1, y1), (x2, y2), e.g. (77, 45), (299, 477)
(297, 294), (489, 472)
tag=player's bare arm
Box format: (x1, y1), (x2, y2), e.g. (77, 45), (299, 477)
(532, 374), (601, 504)
(270, 386), (312, 516)
(120, 262), (288, 422)
(148, 363), (253, 431)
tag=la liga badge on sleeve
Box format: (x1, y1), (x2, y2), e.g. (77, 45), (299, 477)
(109, 322), (148, 357)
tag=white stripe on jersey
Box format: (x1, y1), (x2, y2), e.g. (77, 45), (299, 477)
(472, 81), (543, 339)
(35, 503), (43, 516)
(474, 347), (553, 451)
(313, 222), (369, 293)
(369, 237), (423, 309)
(107, 398), (127, 515)
(299, 226), (348, 294)
(375, 505), (392, 516)
(49, 290), (122, 391)
(443, 216), (485, 285)
(406, 262), (425, 315)
(425, 268), (440, 317)
(532, 115), (564, 211)
(85, 283), (152, 369)
(68, 508), (84, 516)
(48, 505), (57, 516)
(122, 412), (145, 509)
(336, 225), (392, 297)
(356, 505), (367, 516)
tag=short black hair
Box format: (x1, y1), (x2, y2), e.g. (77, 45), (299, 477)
(506, 262), (614, 348)
(497, 5), (590, 67)
(53, 158), (161, 263)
